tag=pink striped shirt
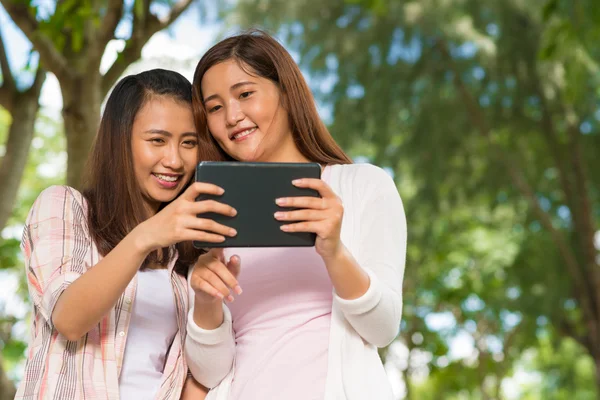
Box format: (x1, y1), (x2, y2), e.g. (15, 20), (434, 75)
(16, 186), (190, 400)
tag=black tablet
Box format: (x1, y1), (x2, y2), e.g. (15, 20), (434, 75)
(193, 161), (322, 248)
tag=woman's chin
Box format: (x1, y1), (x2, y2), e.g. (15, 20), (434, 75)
(233, 150), (265, 163)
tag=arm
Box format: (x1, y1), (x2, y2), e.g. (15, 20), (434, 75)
(180, 374), (208, 400)
(276, 166), (406, 347)
(28, 186), (156, 340)
(332, 168), (406, 347)
(185, 260), (237, 388)
(51, 221), (151, 340)
(24, 183), (236, 341)
(185, 301), (236, 388)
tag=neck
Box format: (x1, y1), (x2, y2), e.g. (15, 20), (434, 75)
(259, 136), (310, 163)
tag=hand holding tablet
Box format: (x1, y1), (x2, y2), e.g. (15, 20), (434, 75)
(193, 161), (321, 248)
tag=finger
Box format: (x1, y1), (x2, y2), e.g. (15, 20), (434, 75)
(205, 258), (242, 294)
(275, 196), (326, 210)
(187, 217), (237, 237)
(274, 209), (327, 222)
(227, 255), (242, 283)
(280, 221), (321, 234)
(182, 181), (225, 201)
(291, 178), (337, 198)
(192, 278), (225, 301)
(185, 229), (227, 244)
(192, 199), (237, 217)
(202, 269), (234, 302)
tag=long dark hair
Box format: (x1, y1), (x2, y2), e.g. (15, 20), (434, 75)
(83, 69), (201, 275)
(192, 29), (352, 164)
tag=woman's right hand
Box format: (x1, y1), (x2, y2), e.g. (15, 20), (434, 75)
(190, 248), (242, 304)
(135, 182), (237, 253)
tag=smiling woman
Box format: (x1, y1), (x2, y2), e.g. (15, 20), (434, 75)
(131, 99), (199, 212)
(185, 31), (407, 400)
(15, 69), (236, 400)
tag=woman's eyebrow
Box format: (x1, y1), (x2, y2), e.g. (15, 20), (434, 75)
(203, 81), (257, 103)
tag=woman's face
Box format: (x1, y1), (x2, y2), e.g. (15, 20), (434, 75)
(201, 59), (308, 163)
(131, 96), (198, 213)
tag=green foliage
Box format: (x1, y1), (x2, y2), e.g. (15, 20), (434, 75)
(520, 336), (598, 400)
(0, 239), (20, 271)
(226, 0), (600, 396)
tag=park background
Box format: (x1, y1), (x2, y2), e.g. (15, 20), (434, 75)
(0, 0), (599, 399)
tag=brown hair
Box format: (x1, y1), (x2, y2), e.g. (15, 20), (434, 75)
(82, 69), (201, 275)
(192, 29), (352, 165)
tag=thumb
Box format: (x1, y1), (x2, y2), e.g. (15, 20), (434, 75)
(227, 254), (241, 278)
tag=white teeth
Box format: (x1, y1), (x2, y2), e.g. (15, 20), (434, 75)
(154, 174), (178, 182)
(232, 127), (256, 140)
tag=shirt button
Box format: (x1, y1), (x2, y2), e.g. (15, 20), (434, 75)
(125, 298), (131, 305)
(119, 331), (125, 337)
(33, 224), (38, 229)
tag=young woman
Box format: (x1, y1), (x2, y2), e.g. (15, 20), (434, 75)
(16, 69), (237, 400)
(185, 31), (407, 399)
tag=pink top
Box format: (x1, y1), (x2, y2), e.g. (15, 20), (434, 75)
(225, 165), (334, 400)
(225, 246), (333, 400)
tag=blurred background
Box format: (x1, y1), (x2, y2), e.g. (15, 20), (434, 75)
(0, 0), (599, 399)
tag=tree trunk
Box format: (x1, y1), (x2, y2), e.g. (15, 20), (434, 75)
(61, 75), (102, 189)
(0, 99), (39, 231)
(0, 353), (16, 400)
(595, 356), (600, 398)
(0, 72), (45, 232)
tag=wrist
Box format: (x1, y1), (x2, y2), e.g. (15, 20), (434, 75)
(193, 290), (223, 306)
(193, 296), (224, 329)
(322, 245), (349, 269)
(130, 223), (155, 256)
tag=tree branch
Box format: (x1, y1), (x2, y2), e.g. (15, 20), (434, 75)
(99, 0), (125, 48)
(435, 38), (599, 351)
(156, 0), (195, 28)
(530, 73), (600, 319)
(100, 0), (194, 96)
(532, 77), (577, 215)
(100, 40), (144, 96)
(0, 85), (12, 112)
(564, 105), (600, 317)
(0, 26), (16, 91)
(0, 0), (71, 81)
(26, 67), (46, 99)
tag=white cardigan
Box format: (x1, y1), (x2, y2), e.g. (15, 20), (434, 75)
(186, 163), (407, 400)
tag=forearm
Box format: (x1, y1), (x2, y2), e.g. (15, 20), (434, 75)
(186, 303), (235, 388)
(326, 246), (403, 347)
(193, 297), (224, 329)
(324, 245), (370, 300)
(52, 227), (150, 340)
(180, 376), (208, 400)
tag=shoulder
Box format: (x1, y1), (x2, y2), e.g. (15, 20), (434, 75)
(328, 163), (397, 192)
(27, 185), (88, 224)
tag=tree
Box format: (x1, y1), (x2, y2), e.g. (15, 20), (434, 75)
(0, 107), (66, 399)
(226, 0), (600, 395)
(0, 0), (196, 188)
(0, 24), (45, 233)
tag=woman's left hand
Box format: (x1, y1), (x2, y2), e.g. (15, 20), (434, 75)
(274, 178), (344, 260)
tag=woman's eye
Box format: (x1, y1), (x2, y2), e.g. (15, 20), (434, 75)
(183, 140), (198, 147)
(208, 105), (221, 113)
(240, 91), (254, 99)
(151, 138), (165, 144)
